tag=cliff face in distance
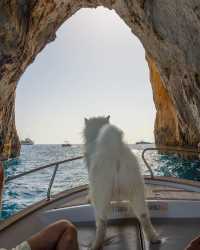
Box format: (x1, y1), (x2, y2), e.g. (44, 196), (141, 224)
(1, 0), (200, 158)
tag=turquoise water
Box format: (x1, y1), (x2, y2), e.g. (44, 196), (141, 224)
(1, 144), (200, 220)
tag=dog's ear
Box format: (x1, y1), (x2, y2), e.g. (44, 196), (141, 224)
(84, 118), (88, 124)
(106, 115), (110, 122)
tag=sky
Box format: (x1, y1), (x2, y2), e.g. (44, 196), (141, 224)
(15, 7), (156, 144)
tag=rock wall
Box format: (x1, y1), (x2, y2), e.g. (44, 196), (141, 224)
(1, 0), (200, 157)
(146, 56), (180, 146)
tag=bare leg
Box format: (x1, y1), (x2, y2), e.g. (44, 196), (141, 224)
(56, 222), (79, 250)
(185, 235), (200, 250)
(28, 220), (78, 250)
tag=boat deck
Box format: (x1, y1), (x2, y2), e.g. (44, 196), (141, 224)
(77, 218), (200, 250)
(1, 177), (200, 249)
(58, 183), (200, 209)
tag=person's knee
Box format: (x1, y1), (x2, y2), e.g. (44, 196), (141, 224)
(58, 221), (78, 248)
(56, 220), (77, 238)
(68, 223), (78, 240)
(56, 219), (71, 229)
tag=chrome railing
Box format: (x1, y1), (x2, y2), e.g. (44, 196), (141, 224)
(142, 146), (200, 179)
(5, 156), (84, 200)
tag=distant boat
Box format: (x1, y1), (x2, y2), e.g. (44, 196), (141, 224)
(21, 138), (34, 145)
(135, 140), (152, 145)
(61, 141), (71, 147)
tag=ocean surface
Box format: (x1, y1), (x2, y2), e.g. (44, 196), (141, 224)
(1, 144), (200, 220)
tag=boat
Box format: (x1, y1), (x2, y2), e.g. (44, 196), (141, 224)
(20, 138), (34, 145)
(1, 147), (200, 249)
(135, 141), (153, 145)
(61, 140), (72, 147)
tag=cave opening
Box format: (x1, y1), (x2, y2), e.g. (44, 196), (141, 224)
(15, 7), (155, 146)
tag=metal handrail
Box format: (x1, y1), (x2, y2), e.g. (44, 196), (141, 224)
(5, 156), (83, 183)
(5, 156), (84, 199)
(142, 146), (200, 179)
(47, 163), (59, 200)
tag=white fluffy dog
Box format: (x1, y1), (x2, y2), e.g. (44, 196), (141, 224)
(83, 116), (160, 249)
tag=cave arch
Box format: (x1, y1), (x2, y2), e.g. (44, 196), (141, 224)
(0, 1), (200, 157)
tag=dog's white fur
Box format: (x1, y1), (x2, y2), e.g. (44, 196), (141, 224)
(83, 116), (160, 249)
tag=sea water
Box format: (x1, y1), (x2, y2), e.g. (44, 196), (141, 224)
(1, 144), (200, 220)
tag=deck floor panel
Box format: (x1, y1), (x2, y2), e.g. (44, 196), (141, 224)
(76, 218), (200, 250)
(77, 220), (142, 250)
(144, 218), (200, 250)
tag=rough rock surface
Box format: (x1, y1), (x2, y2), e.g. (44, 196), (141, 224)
(147, 56), (180, 146)
(1, 0), (200, 157)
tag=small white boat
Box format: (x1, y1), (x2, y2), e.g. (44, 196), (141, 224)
(135, 141), (152, 145)
(61, 140), (72, 147)
(20, 138), (34, 145)
(0, 147), (200, 249)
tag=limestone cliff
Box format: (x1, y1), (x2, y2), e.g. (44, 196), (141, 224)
(1, 0), (200, 158)
(146, 56), (181, 146)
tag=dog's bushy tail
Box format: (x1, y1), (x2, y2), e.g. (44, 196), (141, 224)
(96, 124), (123, 158)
